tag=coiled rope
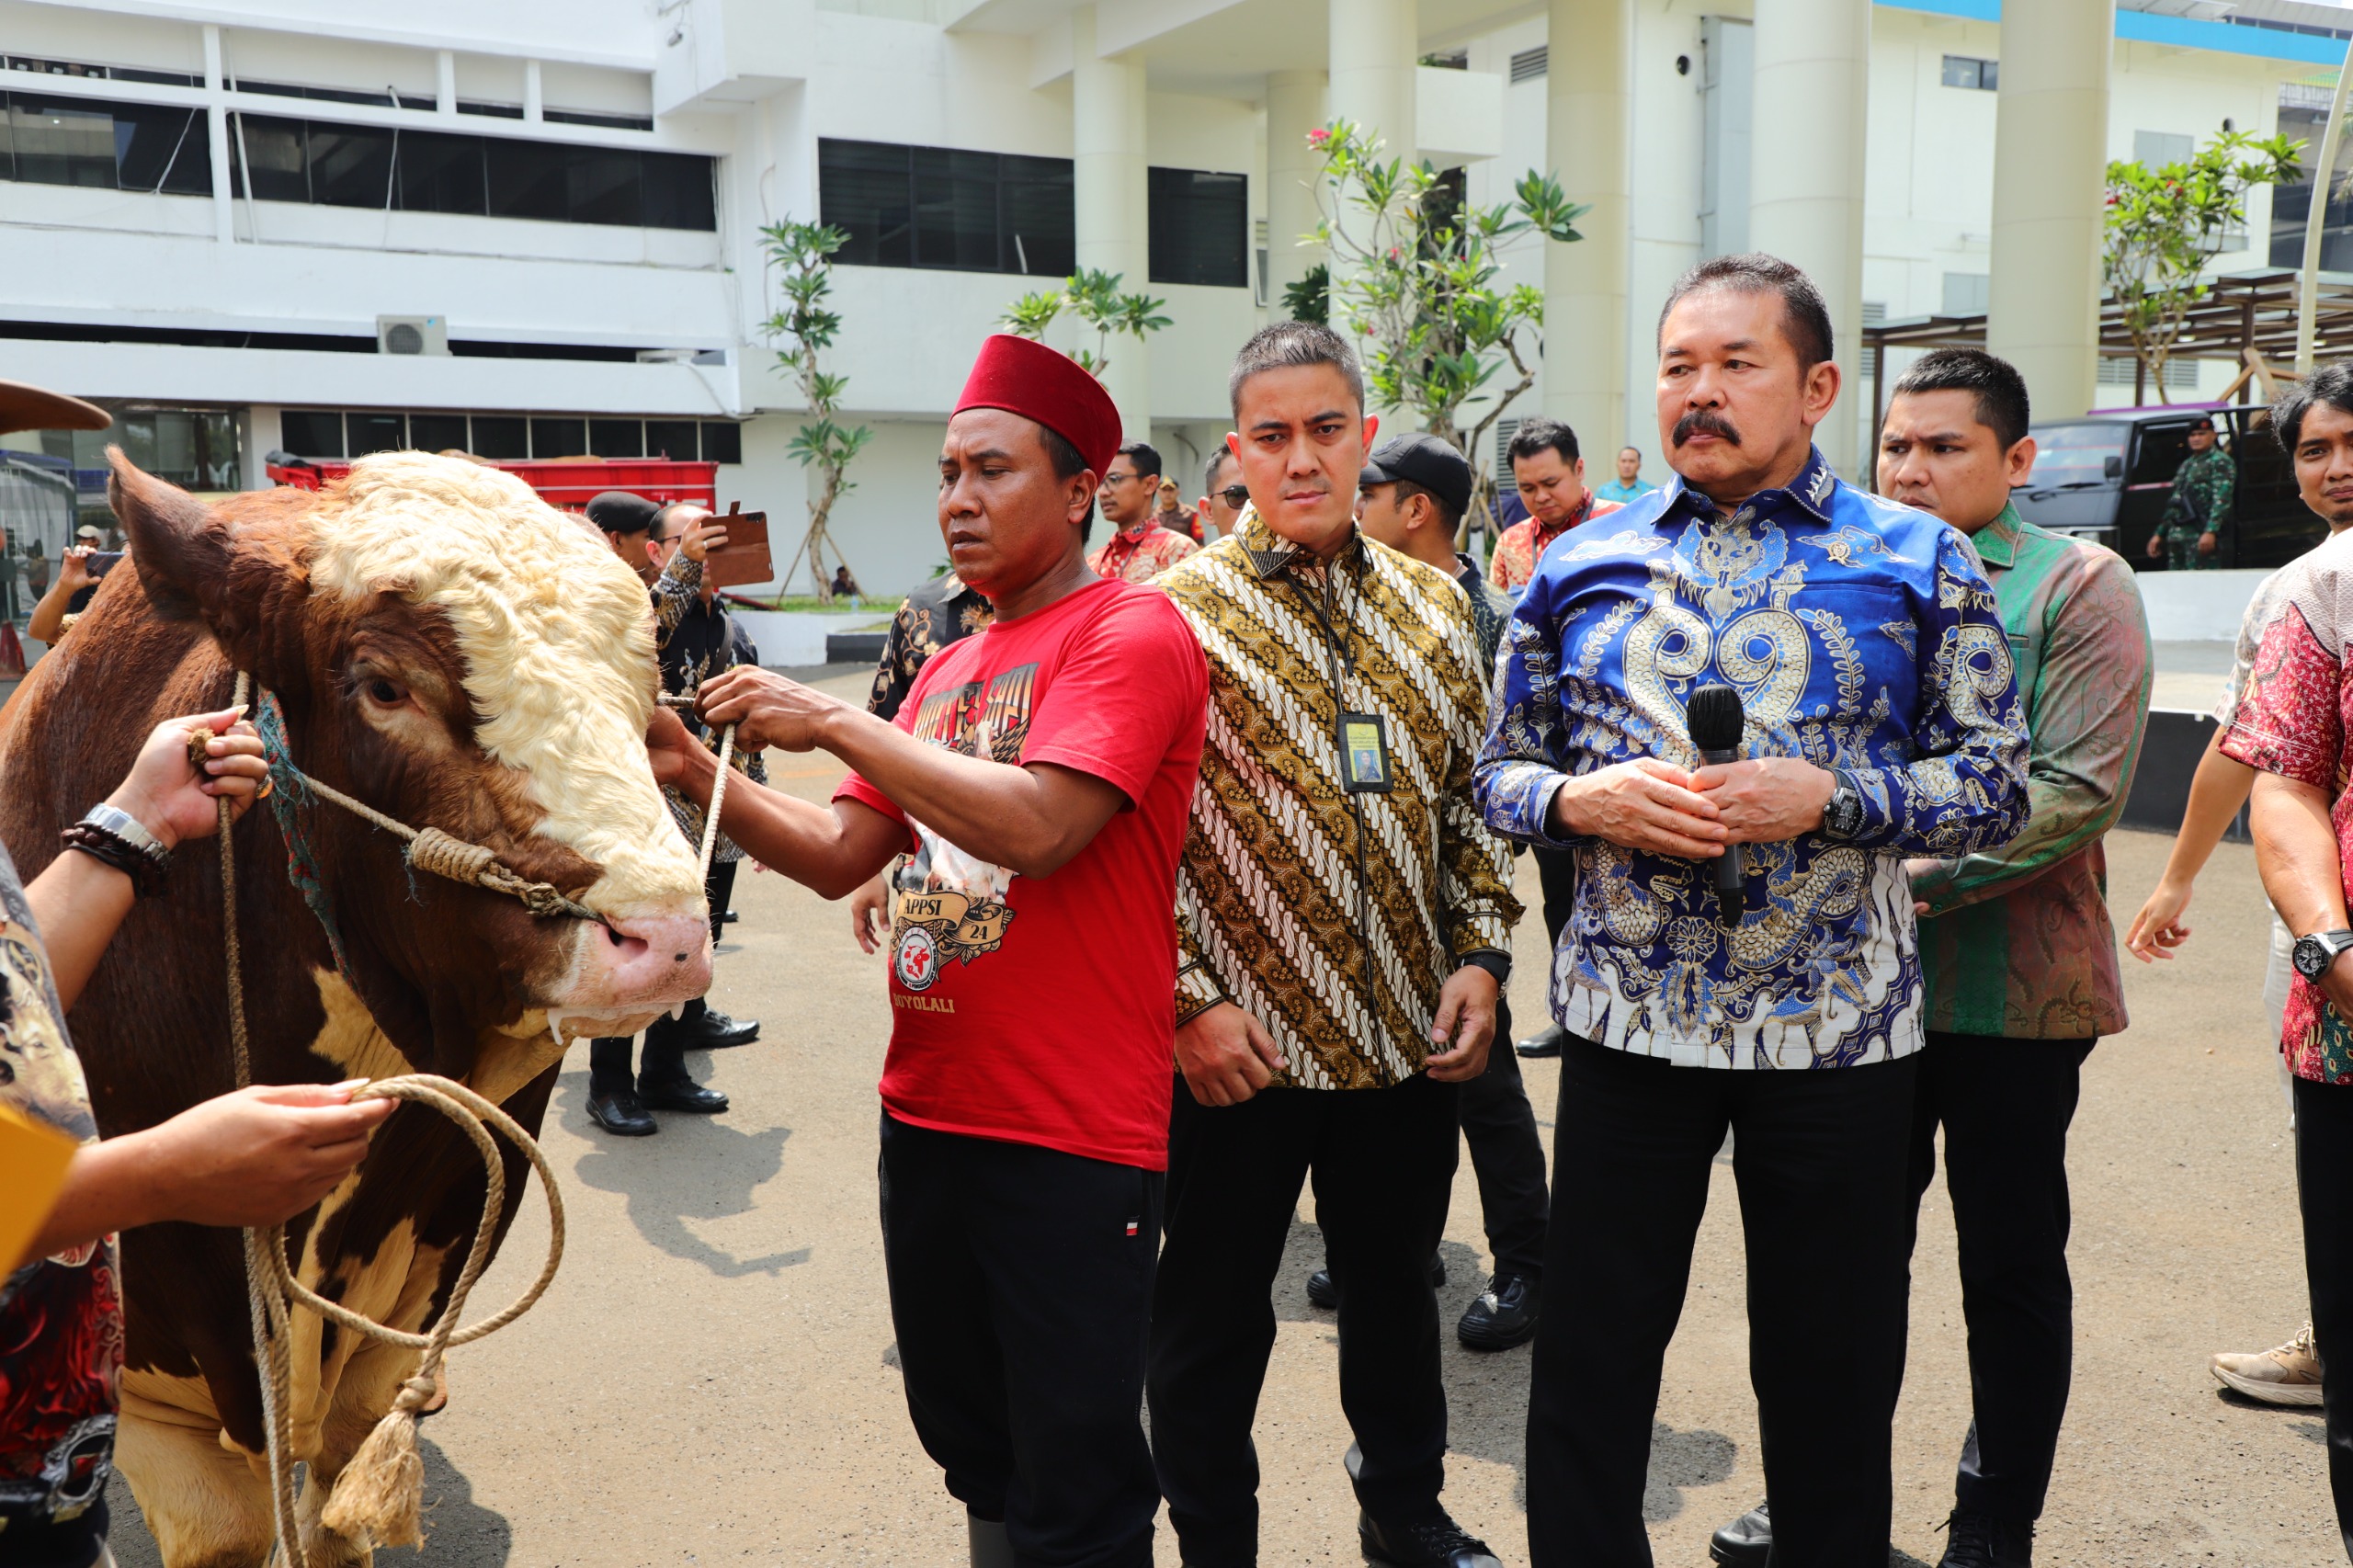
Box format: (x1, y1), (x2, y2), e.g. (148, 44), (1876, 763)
(206, 671), (566, 1563)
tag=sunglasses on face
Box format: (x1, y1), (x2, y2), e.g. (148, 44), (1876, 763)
(1217, 484), (1250, 510)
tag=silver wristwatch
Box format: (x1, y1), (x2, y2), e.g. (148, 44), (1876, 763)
(2294, 928), (2353, 983)
(82, 803), (171, 863)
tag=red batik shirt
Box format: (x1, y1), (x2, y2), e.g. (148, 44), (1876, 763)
(2221, 529), (2353, 1084)
(1088, 518), (1199, 585)
(1488, 491), (1625, 594)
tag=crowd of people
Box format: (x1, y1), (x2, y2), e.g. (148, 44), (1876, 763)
(10, 244), (2353, 1568)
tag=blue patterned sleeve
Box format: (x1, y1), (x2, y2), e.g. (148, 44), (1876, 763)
(1474, 570), (1583, 850)
(1840, 528), (2030, 856)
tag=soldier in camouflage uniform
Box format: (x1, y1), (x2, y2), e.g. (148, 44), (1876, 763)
(2151, 415), (2235, 570)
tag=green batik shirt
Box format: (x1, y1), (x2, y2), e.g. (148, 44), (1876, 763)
(2166, 447), (2235, 535)
(1911, 503), (2153, 1038)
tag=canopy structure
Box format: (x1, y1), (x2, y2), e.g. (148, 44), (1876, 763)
(1860, 267), (2353, 449)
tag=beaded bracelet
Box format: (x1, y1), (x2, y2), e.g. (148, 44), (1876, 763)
(62, 822), (171, 897)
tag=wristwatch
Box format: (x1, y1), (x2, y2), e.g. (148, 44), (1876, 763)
(2294, 928), (2353, 983)
(1819, 768), (1865, 842)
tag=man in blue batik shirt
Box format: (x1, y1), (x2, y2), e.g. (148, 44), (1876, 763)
(1475, 254), (2029, 1568)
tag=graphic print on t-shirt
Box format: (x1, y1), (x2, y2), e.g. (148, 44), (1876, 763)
(891, 664), (1037, 991)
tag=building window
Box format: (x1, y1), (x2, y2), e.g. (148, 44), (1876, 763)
(1940, 55), (1998, 91)
(2134, 130), (2196, 169)
(818, 137), (1074, 277)
(274, 410), (745, 463)
(1, 90), (212, 194)
(228, 114), (717, 231)
(1148, 167), (1248, 288)
(2097, 357), (2200, 391)
(1940, 272), (1990, 316)
(40, 409), (238, 491)
(1494, 419), (1521, 493)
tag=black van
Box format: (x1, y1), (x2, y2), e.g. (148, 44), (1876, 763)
(2011, 403), (2316, 569)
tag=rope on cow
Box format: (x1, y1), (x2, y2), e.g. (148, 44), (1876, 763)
(202, 673), (567, 1563)
(657, 692), (737, 882)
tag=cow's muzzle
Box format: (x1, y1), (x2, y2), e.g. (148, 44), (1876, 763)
(556, 912), (714, 1017)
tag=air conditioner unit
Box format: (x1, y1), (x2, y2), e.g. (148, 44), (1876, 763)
(376, 315), (449, 356)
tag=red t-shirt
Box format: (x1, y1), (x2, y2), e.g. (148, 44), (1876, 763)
(835, 577), (1208, 1169)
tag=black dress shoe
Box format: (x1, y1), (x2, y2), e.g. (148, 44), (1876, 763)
(1938, 1509), (2032, 1568)
(1307, 1254), (1447, 1311)
(587, 1085), (657, 1136)
(721, 909), (740, 925)
(639, 1076), (730, 1114)
(1708, 1502), (1769, 1567)
(1516, 1022), (1566, 1059)
(1456, 1274), (1540, 1351)
(680, 1008), (760, 1049)
(1358, 1508), (1502, 1568)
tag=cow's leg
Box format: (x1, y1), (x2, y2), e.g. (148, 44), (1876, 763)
(292, 1323), (435, 1566)
(115, 1379), (274, 1568)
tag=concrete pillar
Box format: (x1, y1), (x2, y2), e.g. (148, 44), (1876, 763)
(203, 25), (233, 245)
(1072, 4), (1151, 437)
(524, 60), (543, 122)
(1747, 0), (1869, 476)
(1542, 0), (1633, 461)
(1327, 0), (1416, 412)
(1988, 0), (2111, 424)
(1266, 70), (1330, 321)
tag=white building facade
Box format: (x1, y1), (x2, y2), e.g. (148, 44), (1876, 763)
(2, 0), (2347, 599)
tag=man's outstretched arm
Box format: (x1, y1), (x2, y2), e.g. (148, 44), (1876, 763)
(650, 708), (907, 899)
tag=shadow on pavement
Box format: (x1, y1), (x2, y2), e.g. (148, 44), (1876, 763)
(102, 1437), (509, 1566)
(558, 1069), (813, 1278)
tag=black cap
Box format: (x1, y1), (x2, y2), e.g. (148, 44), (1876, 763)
(2188, 415), (2216, 432)
(585, 490), (660, 535)
(1359, 431), (1473, 518)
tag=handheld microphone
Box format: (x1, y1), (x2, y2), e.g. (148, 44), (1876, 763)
(1687, 683), (1746, 926)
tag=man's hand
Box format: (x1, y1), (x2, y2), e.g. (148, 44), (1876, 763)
(2145, 532), (2164, 561)
(1903, 856), (1944, 916)
(1423, 964), (1499, 1083)
(56, 545), (95, 595)
(644, 704), (703, 791)
(1551, 757), (1726, 858)
(697, 666), (850, 753)
(1175, 1002), (1286, 1107)
(850, 872), (891, 954)
(106, 707), (269, 852)
(2199, 530), (2219, 559)
(678, 514), (728, 563)
(2125, 875), (2196, 963)
(1691, 756), (1835, 845)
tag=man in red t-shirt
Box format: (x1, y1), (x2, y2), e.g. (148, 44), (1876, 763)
(654, 333), (1208, 1568)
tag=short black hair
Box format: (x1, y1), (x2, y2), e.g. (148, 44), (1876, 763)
(1203, 445), (1236, 494)
(1038, 422), (1086, 482)
(1889, 347), (2033, 452)
(1230, 321), (1365, 420)
(1117, 440), (1162, 481)
(2276, 361), (2353, 454)
(1619, 445), (1642, 458)
(1657, 252), (1835, 369)
(1386, 475), (1461, 534)
(1508, 416), (1581, 467)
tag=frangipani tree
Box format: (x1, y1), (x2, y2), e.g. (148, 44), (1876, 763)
(760, 219), (872, 603)
(999, 268), (1171, 380)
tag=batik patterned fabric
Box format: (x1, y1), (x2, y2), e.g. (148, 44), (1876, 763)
(1910, 504), (2152, 1039)
(651, 553), (767, 863)
(1088, 518), (1199, 584)
(2215, 563), (2296, 728)
(0, 844), (120, 1558)
(1452, 552), (1516, 677)
(870, 573), (995, 722)
(2220, 528), (2353, 1084)
(1488, 491), (1625, 595)
(1475, 446), (2030, 1070)
(1156, 511), (1522, 1091)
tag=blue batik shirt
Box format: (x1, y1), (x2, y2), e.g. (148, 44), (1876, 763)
(1473, 446), (2029, 1069)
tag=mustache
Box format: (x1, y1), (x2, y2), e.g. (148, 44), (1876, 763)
(1673, 409), (1742, 448)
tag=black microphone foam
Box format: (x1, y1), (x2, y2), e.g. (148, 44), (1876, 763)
(1687, 683), (1746, 925)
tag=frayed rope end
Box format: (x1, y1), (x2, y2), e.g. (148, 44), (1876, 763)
(320, 1376), (432, 1549)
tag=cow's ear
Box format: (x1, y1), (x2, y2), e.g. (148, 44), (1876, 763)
(108, 447), (233, 624)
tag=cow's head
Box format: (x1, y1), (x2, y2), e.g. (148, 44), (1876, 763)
(108, 449), (710, 1050)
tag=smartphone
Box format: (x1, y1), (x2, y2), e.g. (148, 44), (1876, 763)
(85, 551), (124, 579)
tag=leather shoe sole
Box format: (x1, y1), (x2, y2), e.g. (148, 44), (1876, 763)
(639, 1080), (730, 1114)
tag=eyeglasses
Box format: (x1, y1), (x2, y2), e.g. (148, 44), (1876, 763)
(1217, 484), (1251, 510)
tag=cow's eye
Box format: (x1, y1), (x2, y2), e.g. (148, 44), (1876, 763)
(364, 677), (407, 707)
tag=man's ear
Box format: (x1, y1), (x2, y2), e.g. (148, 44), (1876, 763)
(1802, 358), (1844, 429)
(1574, 455), (1586, 483)
(109, 447), (230, 625)
(2005, 436), (2039, 489)
(1069, 469), (1102, 527)
(1361, 415), (1381, 450)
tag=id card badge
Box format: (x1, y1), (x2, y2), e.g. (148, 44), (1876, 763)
(1336, 711), (1393, 794)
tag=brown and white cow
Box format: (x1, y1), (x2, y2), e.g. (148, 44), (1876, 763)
(0, 450), (711, 1567)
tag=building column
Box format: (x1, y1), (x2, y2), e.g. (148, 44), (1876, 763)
(1266, 70), (1329, 321)
(1542, 0), (1633, 462)
(1988, 0), (2111, 424)
(1327, 0), (1416, 413)
(1073, 4), (1151, 437)
(1747, 0), (1870, 476)
(203, 25), (233, 245)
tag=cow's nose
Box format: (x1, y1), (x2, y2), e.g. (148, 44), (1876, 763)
(574, 912), (712, 1008)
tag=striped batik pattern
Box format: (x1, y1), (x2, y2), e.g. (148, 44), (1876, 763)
(1159, 511), (1519, 1091)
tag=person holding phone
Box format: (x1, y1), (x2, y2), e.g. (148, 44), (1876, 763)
(26, 540), (114, 647)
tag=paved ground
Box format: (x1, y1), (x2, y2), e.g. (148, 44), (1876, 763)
(105, 672), (2331, 1564)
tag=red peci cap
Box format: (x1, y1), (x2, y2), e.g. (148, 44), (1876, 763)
(954, 334), (1121, 478)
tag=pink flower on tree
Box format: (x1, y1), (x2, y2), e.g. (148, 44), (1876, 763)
(1308, 128), (1331, 148)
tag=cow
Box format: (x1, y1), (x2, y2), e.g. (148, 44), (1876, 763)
(0, 450), (713, 1567)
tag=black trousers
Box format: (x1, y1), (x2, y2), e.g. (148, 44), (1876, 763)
(1526, 1036), (1917, 1568)
(1909, 1030), (2094, 1524)
(1150, 1073), (1461, 1566)
(586, 860), (739, 1091)
(2295, 1074), (2353, 1561)
(1457, 996), (1549, 1282)
(879, 1113), (1162, 1568)
(1534, 846), (1577, 949)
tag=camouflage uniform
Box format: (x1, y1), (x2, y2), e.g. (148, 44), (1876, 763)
(2162, 445), (2236, 571)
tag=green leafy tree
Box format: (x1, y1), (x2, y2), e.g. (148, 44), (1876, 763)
(1281, 263), (1330, 325)
(1309, 119), (1586, 535)
(759, 219), (873, 603)
(998, 267), (1171, 379)
(2105, 127), (2301, 403)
